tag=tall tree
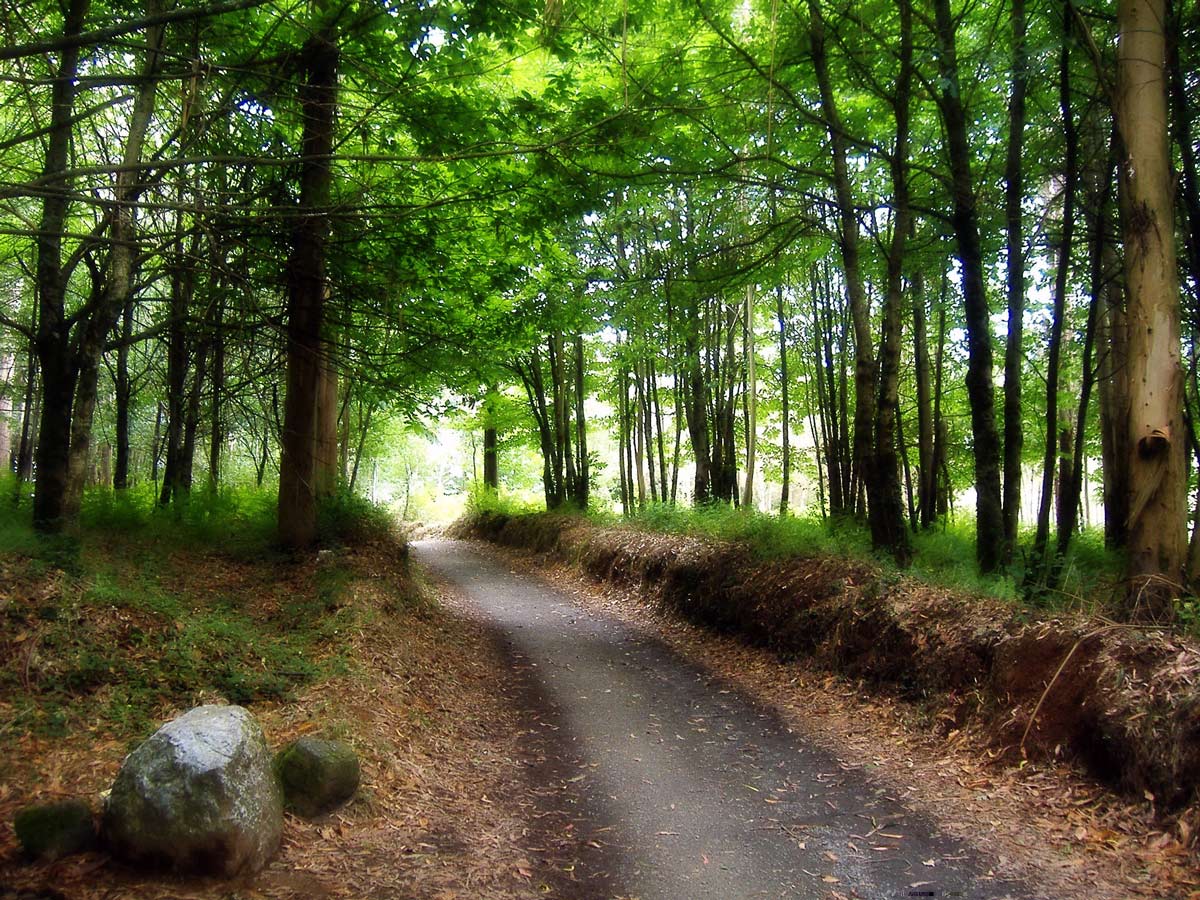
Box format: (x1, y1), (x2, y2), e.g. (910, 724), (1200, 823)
(278, 12), (340, 548)
(1114, 0), (1186, 618)
(1001, 0), (1028, 562)
(930, 0), (1005, 573)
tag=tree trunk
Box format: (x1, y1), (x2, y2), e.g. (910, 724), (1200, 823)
(180, 346), (208, 492)
(776, 284), (791, 514)
(483, 385), (499, 490)
(1098, 233), (1129, 549)
(1056, 153), (1114, 565)
(1030, 8), (1080, 585)
(0, 354), (12, 469)
(932, 287), (950, 519)
(911, 264), (935, 528)
(63, 0), (163, 517)
(1115, 0), (1186, 618)
(809, 0), (874, 514)
(313, 344), (338, 498)
(742, 283), (757, 510)
(574, 334), (589, 508)
(278, 22), (339, 548)
(15, 341), (37, 484)
(32, 0), (89, 532)
(1166, 0), (1200, 308)
(932, 0), (1004, 573)
(1002, 0), (1028, 562)
(114, 298), (133, 489)
(866, 0), (913, 566)
(683, 302), (712, 504)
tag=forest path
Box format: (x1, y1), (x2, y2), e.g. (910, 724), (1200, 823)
(413, 539), (1028, 900)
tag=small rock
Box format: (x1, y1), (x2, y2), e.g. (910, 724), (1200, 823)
(103, 705), (283, 876)
(13, 799), (95, 861)
(275, 737), (360, 817)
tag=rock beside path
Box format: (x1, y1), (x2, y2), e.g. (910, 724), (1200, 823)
(275, 737), (360, 817)
(13, 799), (95, 861)
(103, 705), (283, 876)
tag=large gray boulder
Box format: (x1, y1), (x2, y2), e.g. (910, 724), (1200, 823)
(275, 737), (360, 818)
(103, 705), (283, 876)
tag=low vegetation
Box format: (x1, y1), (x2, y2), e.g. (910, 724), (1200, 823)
(472, 491), (1126, 618)
(0, 480), (401, 748)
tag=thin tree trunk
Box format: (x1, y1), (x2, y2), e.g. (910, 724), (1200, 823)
(574, 334), (589, 508)
(809, 0), (874, 513)
(1166, 0), (1200, 306)
(932, 287), (950, 520)
(483, 384), (499, 490)
(1002, 0), (1028, 563)
(911, 263), (934, 528)
(314, 343), (338, 498)
(15, 316), (38, 485)
(932, 0), (1004, 573)
(1056, 162), (1113, 565)
(114, 298), (133, 489)
(1031, 8), (1080, 584)
(866, 0), (913, 566)
(208, 299), (225, 492)
(63, 0), (163, 517)
(776, 284), (791, 514)
(742, 283), (757, 509)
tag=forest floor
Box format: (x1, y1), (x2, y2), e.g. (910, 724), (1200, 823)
(3, 519), (1198, 899)
(0, 525), (594, 900)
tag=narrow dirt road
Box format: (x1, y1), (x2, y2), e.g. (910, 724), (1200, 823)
(415, 539), (1027, 900)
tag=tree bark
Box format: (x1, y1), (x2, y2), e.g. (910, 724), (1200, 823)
(32, 0), (90, 532)
(932, 0), (1005, 573)
(1030, 6), (1080, 585)
(313, 341), (338, 498)
(867, 0), (913, 566)
(1115, 0), (1187, 618)
(278, 21), (339, 548)
(15, 339), (37, 484)
(741, 283), (757, 510)
(574, 334), (589, 508)
(809, 0), (874, 515)
(1002, 0), (1028, 562)
(483, 384), (499, 490)
(911, 263), (934, 528)
(776, 284), (790, 514)
(114, 297), (133, 489)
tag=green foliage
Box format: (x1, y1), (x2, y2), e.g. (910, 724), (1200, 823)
(613, 504), (874, 561)
(465, 483), (545, 518)
(316, 489), (396, 545)
(599, 504), (1137, 621)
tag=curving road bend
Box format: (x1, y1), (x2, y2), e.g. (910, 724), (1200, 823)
(414, 539), (1027, 900)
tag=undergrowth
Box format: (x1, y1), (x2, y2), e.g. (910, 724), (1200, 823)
(464, 495), (1126, 617)
(0, 477), (405, 745)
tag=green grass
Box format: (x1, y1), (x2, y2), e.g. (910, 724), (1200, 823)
(564, 501), (1124, 614)
(0, 477), (400, 744)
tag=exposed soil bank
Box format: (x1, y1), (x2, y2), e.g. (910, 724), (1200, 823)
(453, 511), (1200, 819)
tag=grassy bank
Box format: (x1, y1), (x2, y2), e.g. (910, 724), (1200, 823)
(0, 480), (403, 746)
(469, 492), (1123, 615)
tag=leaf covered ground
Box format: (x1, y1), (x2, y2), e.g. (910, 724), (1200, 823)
(0, 513), (591, 899)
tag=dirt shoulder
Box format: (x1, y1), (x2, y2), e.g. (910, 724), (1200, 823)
(461, 526), (1200, 900)
(0, 536), (585, 899)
